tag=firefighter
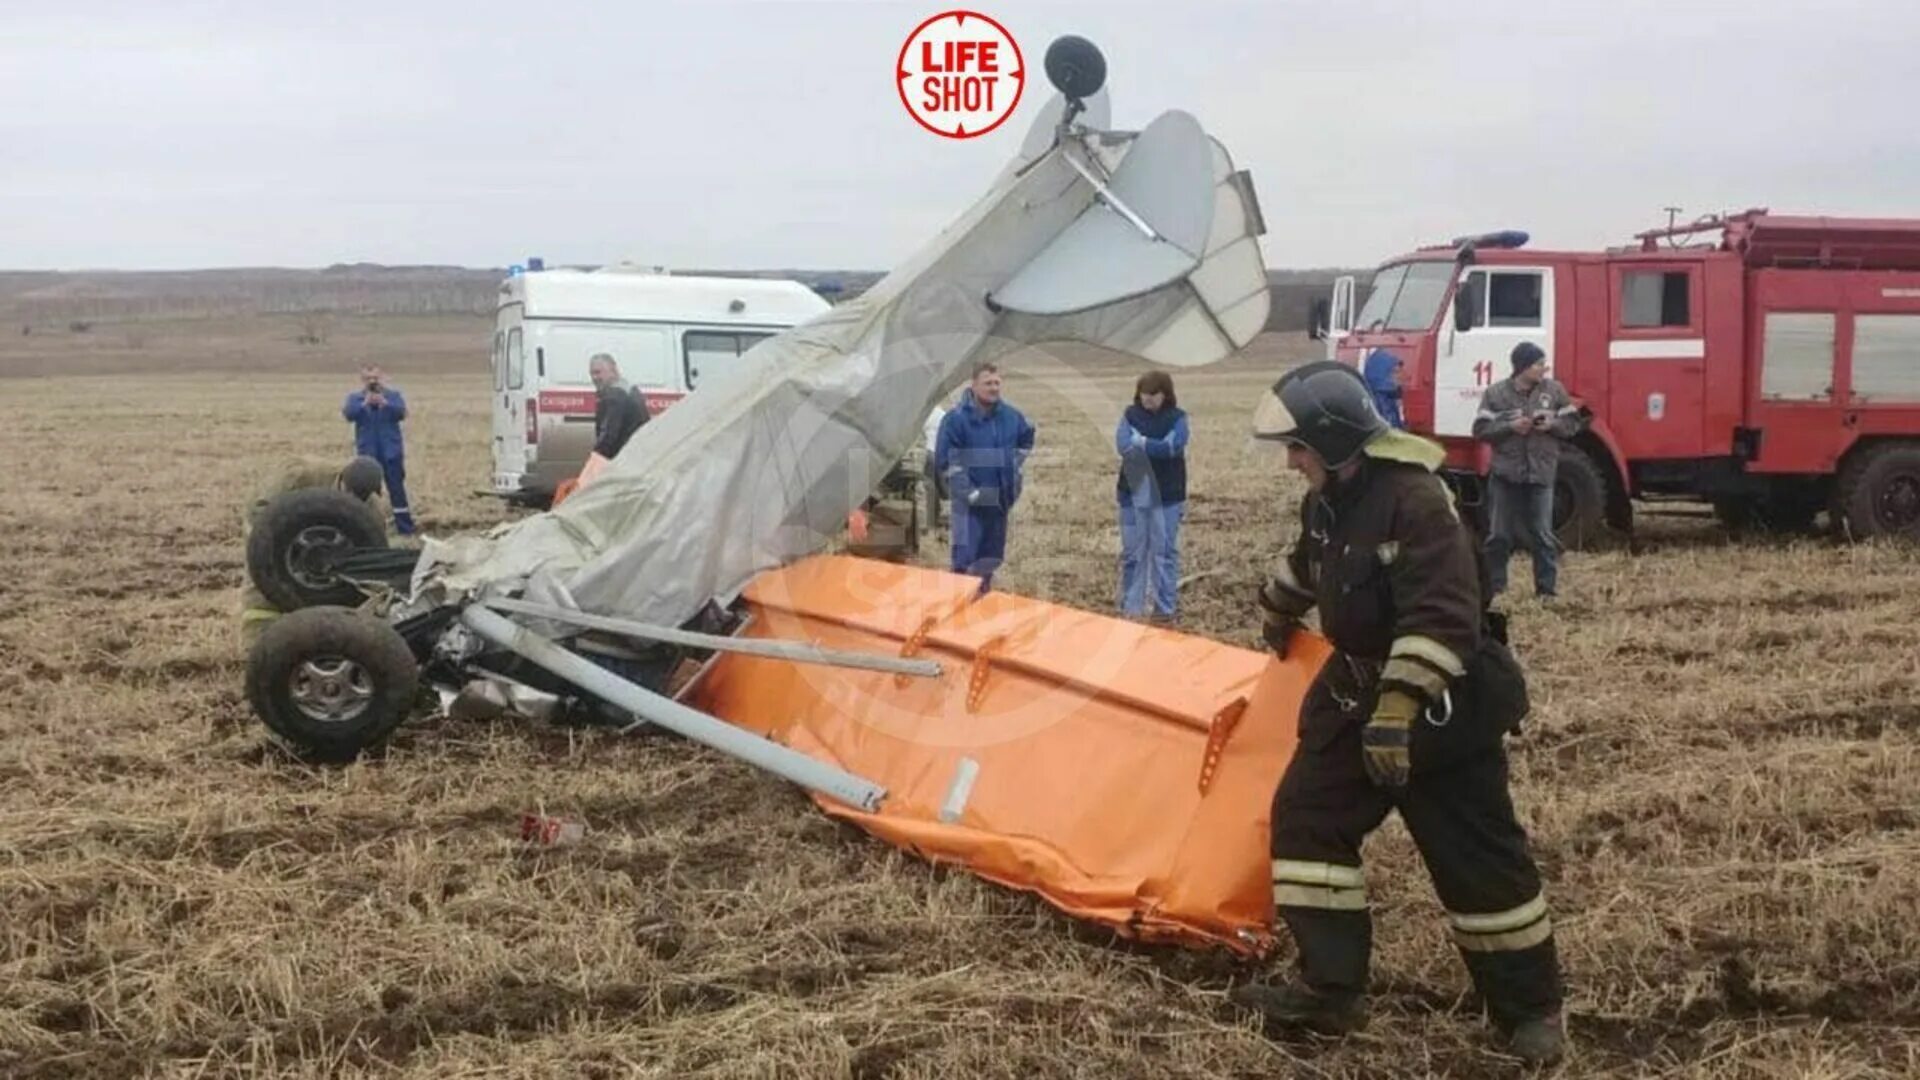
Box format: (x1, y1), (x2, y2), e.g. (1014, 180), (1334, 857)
(237, 456), (387, 650)
(1232, 361), (1566, 1066)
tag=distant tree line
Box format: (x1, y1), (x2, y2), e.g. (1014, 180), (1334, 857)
(0, 266), (1376, 334)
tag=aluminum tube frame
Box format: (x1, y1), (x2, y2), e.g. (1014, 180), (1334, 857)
(480, 597), (941, 679)
(460, 605), (887, 812)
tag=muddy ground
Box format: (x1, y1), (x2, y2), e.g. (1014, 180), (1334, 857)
(1, 316), (1916, 1077)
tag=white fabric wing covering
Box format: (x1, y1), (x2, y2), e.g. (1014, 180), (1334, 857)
(410, 103), (1270, 628)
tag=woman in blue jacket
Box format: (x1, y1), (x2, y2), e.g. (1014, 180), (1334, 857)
(1115, 371), (1190, 621)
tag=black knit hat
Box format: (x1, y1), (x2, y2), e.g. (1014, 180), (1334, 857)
(1510, 341), (1546, 376)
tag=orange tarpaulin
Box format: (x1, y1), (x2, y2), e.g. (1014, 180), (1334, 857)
(691, 555), (1328, 955)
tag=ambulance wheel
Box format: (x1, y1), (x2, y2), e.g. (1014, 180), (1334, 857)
(246, 607), (418, 763)
(1551, 444), (1610, 550)
(1835, 441), (1920, 541)
(247, 488), (388, 611)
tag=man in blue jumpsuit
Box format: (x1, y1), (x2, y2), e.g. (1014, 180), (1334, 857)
(341, 363), (416, 535)
(934, 361), (1036, 593)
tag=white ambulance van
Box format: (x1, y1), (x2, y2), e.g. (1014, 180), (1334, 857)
(488, 265), (832, 504)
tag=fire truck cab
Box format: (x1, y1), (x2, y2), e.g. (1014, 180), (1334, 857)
(1318, 211), (1920, 544)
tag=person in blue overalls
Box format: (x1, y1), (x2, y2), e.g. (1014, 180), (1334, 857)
(934, 361), (1036, 593)
(341, 363), (416, 535)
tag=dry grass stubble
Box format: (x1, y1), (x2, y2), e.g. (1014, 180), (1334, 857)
(1, 319), (1917, 1077)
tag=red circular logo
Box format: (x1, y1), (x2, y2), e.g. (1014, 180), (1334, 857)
(896, 11), (1025, 139)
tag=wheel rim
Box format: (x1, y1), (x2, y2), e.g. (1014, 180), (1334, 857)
(289, 656), (375, 724)
(1878, 471), (1920, 531)
(284, 525), (351, 590)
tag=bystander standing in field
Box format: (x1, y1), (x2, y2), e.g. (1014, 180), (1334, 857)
(1362, 348), (1406, 430)
(1471, 342), (1577, 601)
(935, 361), (1036, 593)
(341, 363), (415, 535)
(1114, 371), (1189, 623)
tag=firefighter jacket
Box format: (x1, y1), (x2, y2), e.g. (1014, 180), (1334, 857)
(1266, 432), (1529, 770)
(1471, 377), (1578, 485)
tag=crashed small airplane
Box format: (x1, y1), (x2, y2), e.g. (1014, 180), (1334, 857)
(242, 37), (1318, 956)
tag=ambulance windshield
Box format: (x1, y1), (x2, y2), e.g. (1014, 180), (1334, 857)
(1353, 261), (1454, 332)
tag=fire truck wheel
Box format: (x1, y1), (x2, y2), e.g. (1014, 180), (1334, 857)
(246, 488), (389, 612)
(1551, 444), (1610, 550)
(1836, 441), (1920, 541)
(246, 606), (419, 763)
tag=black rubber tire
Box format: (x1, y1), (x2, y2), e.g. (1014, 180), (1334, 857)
(246, 606), (419, 762)
(1552, 443), (1611, 550)
(1834, 441), (1920, 541)
(246, 488), (388, 612)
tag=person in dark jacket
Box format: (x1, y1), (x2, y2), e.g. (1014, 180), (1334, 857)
(588, 353), (650, 462)
(1471, 342), (1579, 600)
(934, 361), (1036, 593)
(341, 363), (414, 535)
(1362, 348), (1405, 430)
(1231, 361), (1566, 1067)
(1114, 370), (1190, 622)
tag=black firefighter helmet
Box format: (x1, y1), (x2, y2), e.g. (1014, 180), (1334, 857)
(1251, 360), (1389, 469)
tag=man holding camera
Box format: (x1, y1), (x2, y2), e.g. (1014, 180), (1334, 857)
(342, 363), (416, 536)
(1471, 342), (1578, 601)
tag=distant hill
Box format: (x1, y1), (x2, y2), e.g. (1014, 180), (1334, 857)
(0, 264), (1373, 333)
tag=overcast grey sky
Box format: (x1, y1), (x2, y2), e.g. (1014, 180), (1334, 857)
(3, 0), (1916, 271)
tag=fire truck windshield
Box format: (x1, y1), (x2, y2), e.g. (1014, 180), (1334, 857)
(1353, 261), (1454, 332)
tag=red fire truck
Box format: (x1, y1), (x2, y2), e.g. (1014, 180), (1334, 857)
(1315, 210), (1920, 546)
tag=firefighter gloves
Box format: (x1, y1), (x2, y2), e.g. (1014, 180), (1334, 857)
(1262, 614), (1303, 658)
(1363, 688), (1418, 788)
(1258, 576), (1314, 659)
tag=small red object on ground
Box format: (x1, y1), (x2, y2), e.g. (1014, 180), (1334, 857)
(519, 813), (585, 846)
